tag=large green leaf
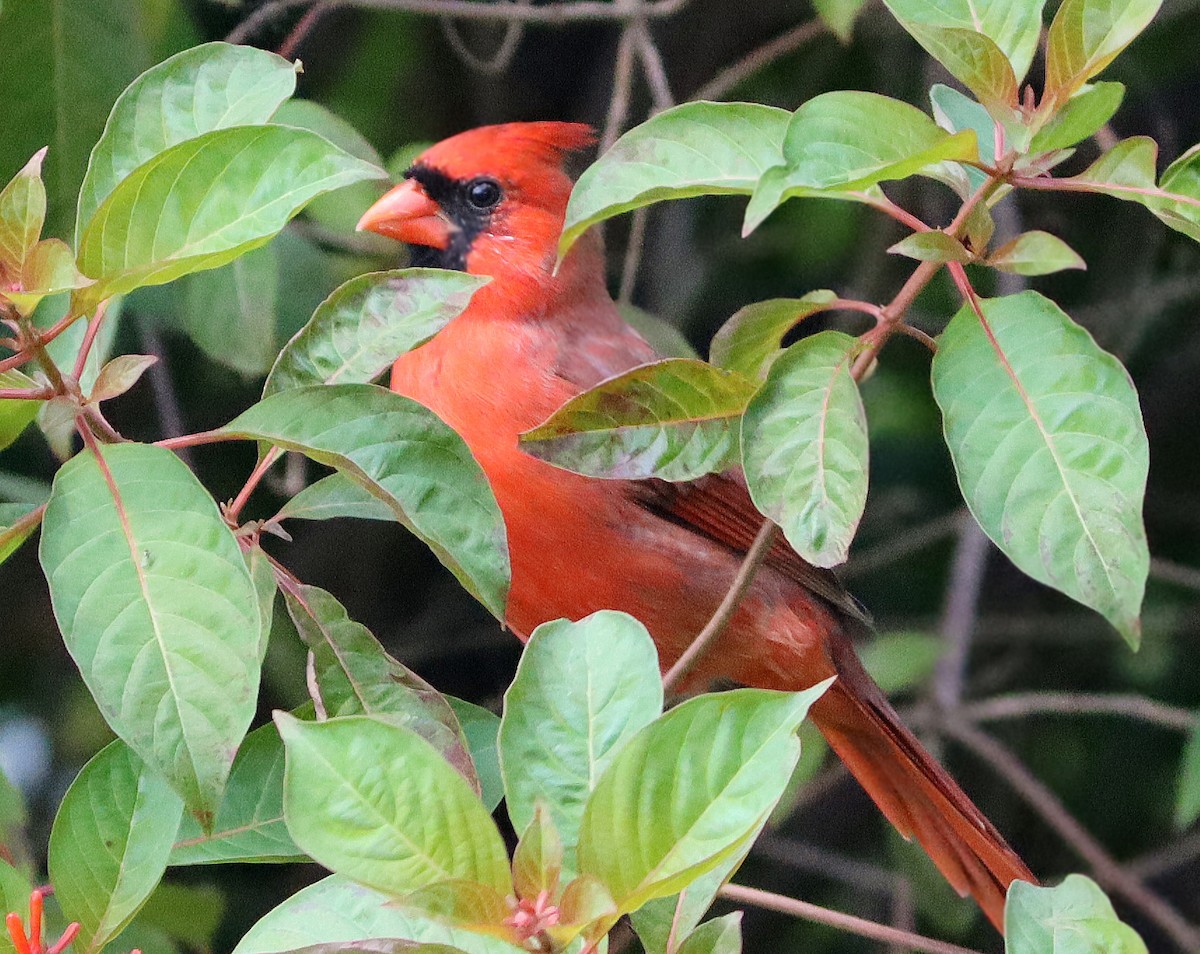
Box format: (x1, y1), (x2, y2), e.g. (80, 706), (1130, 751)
(0, 371), (41, 452)
(75, 125), (385, 305)
(75, 42), (298, 241)
(275, 473), (397, 524)
(276, 714), (511, 897)
(883, 0), (1043, 81)
(675, 914), (742, 954)
(1045, 0), (1162, 105)
(0, 149), (46, 275)
(931, 291), (1148, 645)
(741, 331), (868, 568)
(233, 875), (525, 954)
(0, 860), (32, 954)
(744, 92), (978, 233)
(264, 269), (487, 397)
(48, 741), (184, 954)
(0, 502), (38, 566)
(39, 442), (262, 819)
(446, 698), (504, 814)
(519, 359), (755, 482)
(170, 720), (305, 865)
(499, 612), (663, 868)
(560, 102), (791, 257)
(708, 292), (838, 381)
(886, 20), (1019, 112)
(577, 684), (829, 915)
(1006, 875), (1147, 953)
(1029, 82), (1125, 153)
(1062, 137), (1200, 243)
(173, 244), (280, 378)
(0, 0), (149, 239)
(271, 98), (388, 234)
(221, 385), (509, 618)
(282, 582), (477, 790)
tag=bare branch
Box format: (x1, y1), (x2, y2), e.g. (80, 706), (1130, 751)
(934, 519), (991, 710)
(937, 718), (1200, 952)
(719, 883), (985, 954)
(962, 692), (1197, 733)
(694, 19), (825, 101)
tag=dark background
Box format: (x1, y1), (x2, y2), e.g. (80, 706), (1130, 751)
(1, 0), (1199, 951)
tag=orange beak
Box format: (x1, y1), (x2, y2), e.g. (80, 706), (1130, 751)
(356, 179), (454, 249)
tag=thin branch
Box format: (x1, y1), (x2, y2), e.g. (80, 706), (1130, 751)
(1127, 829), (1200, 880)
(662, 519), (777, 691)
(618, 207), (649, 303)
(842, 509), (965, 580)
(693, 19), (825, 101)
(156, 430), (237, 451)
(937, 719), (1200, 952)
(0, 387), (54, 401)
(750, 833), (899, 896)
(634, 23), (674, 112)
(139, 318), (194, 470)
(227, 0), (692, 44)
(226, 447), (284, 525)
(71, 302), (109, 383)
(962, 692), (1197, 733)
(1150, 556), (1200, 593)
(719, 884), (985, 954)
(601, 25), (639, 151)
(933, 519), (991, 710)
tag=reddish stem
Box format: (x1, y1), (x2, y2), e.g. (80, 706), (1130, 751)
(225, 446), (283, 525)
(72, 302), (109, 382)
(156, 430), (236, 451)
(45, 923), (79, 954)
(0, 387), (54, 400)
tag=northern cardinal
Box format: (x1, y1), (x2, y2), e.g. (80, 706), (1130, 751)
(358, 122), (1035, 930)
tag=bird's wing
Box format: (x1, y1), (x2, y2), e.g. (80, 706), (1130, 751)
(548, 311), (869, 628)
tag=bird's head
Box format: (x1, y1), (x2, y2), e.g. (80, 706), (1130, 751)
(357, 122), (598, 301)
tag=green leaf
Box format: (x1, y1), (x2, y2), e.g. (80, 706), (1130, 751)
(1005, 875), (1148, 953)
(519, 359), (755, 482)
(931, 291), (1149, 645)
(75, 125), (386, 305)
(0, 148), (46, 275)
(676, 913), (742, 954)
(91, 354), (157, 402)
(744, 92), (978, 233)
(813, 0), (868, 42)
(39, 442), (262, 819)
(172, 244), (280, 378)
(560, 102), (791, 257)
(233, 875), (525, 954)
(1030, 82), (1125, 153)
(499, 612), (663, 868)
(1174, 722), (1200, 830)
(3, 238), (92, 316)
(275, 472), (397, 524)
(0, 860), (32, 954)
(170, 719), (305, 865)
(1064, 138), (1200, 243)
(889, 231), (973, 263)
(0, 371), (42, 452)
(48, 741), (184, 954)
(512, 803), (564, 901)
(577, 683), (829, 915)
(631, 839), (758, 954)
(0, 501), (36, 566)
(276, 713), (511, 897)
(446, 698), (504, 814)
(246, 544), (277, 663)
(709, 292), (838, 380)
(271, 98), (388, 234)
(741, 331), (868, 568)
(0, 0), (149, 239)
(883, 0), (1044, 81)
(1045, 0), (1162, 105)
(282, 582), (478, 790)
(221, 385), (509, 618)
(132, 881), (226, 950)
(75, 42), (299, 242)
(929, 84), (993, 197)
(397, 881), (511, 934)
(889, 21), (1019, 112)
(265, 269), (487, 397)
(277, 944), (471, 954)
(986, 231), (1086, 275)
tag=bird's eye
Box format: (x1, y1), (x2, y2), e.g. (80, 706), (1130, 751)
(465, 177), (503, 210)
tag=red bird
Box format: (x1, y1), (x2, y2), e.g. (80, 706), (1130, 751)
(358, 122), (1035, 930)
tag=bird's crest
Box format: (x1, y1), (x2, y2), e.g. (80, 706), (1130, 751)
(415, 122), (596, 182)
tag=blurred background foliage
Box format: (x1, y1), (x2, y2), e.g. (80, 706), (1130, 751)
(1, 0), (1199, 951)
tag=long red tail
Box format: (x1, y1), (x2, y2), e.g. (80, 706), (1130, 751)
(808, 643), (1036, 932)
